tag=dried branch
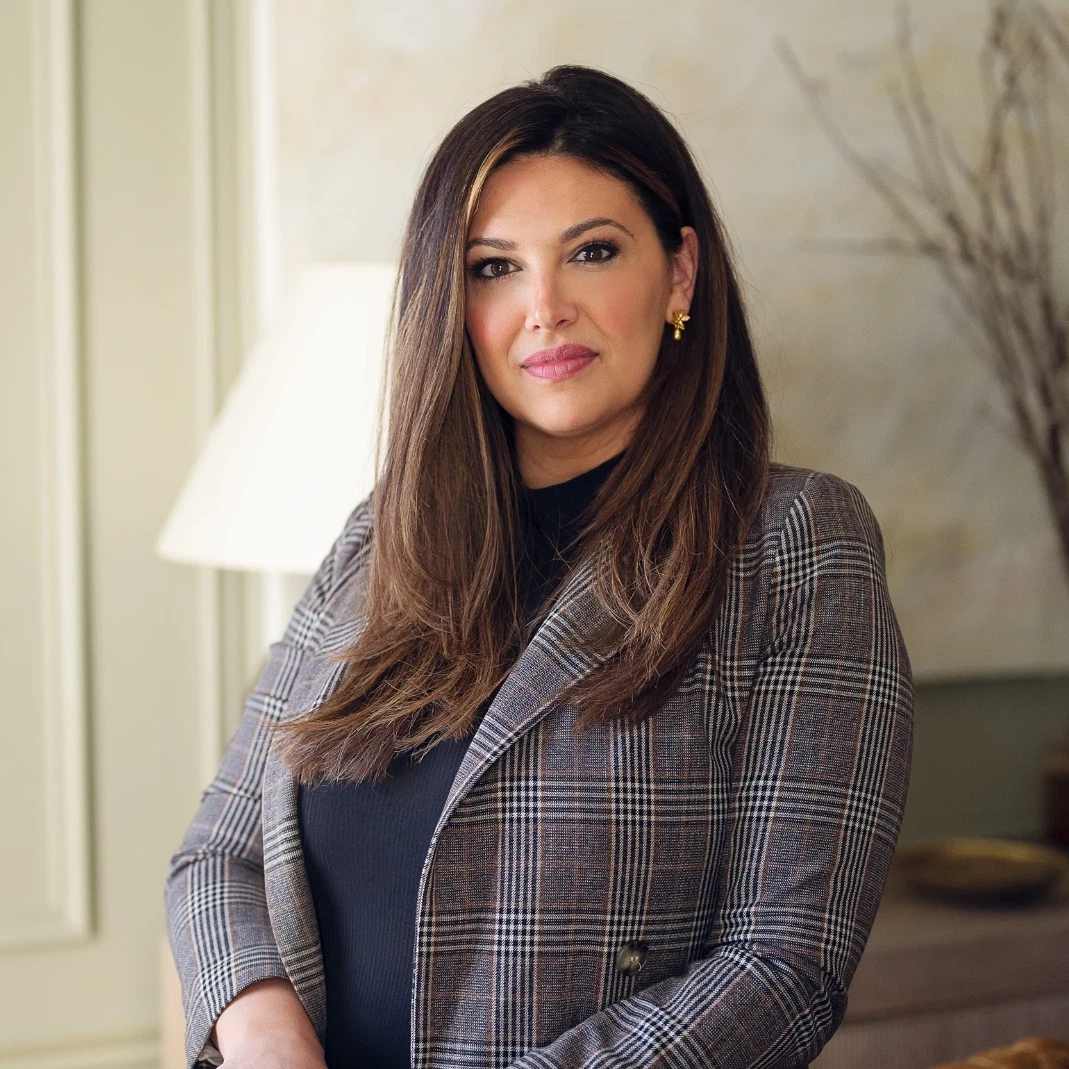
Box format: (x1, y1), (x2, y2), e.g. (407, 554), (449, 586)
(780, 0), (1069, 590)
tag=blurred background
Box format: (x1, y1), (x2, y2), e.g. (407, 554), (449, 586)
(1, 1), (1067, 1067)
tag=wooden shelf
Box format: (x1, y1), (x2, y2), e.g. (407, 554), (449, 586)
(813, 870), (1069, 1068)
(847, 870), (1069, 1020)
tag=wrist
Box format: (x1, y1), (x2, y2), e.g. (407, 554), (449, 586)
(213, 977), (320, 1056)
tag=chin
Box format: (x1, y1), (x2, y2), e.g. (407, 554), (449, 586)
(522, 404), (605, 436)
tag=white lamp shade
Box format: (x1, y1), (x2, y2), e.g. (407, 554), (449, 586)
(155, 262), (396, 574)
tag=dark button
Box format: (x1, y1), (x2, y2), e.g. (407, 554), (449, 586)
(614, 940), (649, 975)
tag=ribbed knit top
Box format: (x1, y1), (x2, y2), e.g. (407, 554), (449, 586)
(297, 450), (623, 1069)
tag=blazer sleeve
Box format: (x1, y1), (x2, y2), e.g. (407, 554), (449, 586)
(506, 471), (915, 1069)
(164, 496), (374, 1069)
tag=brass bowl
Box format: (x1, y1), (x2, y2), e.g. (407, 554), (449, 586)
(894, 838), (1069, 905)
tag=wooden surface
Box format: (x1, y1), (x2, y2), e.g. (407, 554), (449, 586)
(845, 869), (1069, 1020)
(813, 869), (1069, 1069)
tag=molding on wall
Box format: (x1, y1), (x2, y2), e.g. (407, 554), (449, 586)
(187, 0), (273, 782)
(205, 0), (278, 750)
(187, 0), (228, 787)
(0, 0), (265, 1061)
(0, 0), (92, 953)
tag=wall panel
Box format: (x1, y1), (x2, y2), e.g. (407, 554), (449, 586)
(0, 1), (262, 1063)
(0, 0), (90, 953)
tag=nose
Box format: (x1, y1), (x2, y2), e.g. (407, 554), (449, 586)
(524, 270), (578, 334)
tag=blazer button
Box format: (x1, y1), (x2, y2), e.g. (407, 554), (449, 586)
(614, 940), (649, 975)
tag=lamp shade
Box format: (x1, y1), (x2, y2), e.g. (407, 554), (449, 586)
(155, 262), (396, 574)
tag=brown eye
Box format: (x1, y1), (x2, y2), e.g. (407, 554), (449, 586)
(574, 240), (620, 264)
(468, 258), (516, 282)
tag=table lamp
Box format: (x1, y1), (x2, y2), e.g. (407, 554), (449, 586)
(155, 261), (396, 644)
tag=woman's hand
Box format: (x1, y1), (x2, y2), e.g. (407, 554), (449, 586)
(212, 977), (327, 1068)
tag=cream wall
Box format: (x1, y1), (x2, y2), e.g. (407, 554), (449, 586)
(272, 0), (1069, 681)
(267, 0), (1069, 842)
(0, 2), (263, 1065)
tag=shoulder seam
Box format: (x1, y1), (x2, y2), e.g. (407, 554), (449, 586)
(769, 468), (823, 593)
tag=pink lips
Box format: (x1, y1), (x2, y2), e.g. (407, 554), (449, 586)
(521, 343), (597, 381)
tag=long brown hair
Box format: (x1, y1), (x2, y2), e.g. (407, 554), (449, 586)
(278, 64), (772, 784)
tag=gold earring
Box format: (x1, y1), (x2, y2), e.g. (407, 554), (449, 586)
(671, 309), (690, 341)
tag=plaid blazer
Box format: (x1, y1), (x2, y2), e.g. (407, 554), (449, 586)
(165, 462), (914, 1069)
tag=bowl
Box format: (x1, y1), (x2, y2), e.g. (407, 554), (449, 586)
(894, 837), (1069, 905)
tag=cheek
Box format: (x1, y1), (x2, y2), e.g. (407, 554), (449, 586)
(465, 288), (514, 356)
(591, 274), (664, 351)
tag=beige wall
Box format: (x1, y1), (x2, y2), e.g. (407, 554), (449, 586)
(269, 0), (1069, 844)
(0, 2), (261, 1065)
(272, 0), (1069, 681)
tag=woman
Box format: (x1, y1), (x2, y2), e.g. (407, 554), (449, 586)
(166, 64), (913, 1069)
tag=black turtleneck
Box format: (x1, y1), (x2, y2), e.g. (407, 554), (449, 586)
(297, 450), (624, 1069)
(517, 450), (624, 623)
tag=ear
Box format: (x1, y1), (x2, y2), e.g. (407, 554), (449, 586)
(664, 226), (699, 324)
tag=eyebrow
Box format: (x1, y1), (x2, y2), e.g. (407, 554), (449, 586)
(465, 216), (635, 253)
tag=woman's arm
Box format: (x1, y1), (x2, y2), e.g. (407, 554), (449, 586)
(164, 496), (374, 1069)
(210, 978), (326, 1068)
(505, 471), (914, 1069)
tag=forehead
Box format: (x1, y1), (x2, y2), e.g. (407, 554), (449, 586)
(468, 154), (646, 235)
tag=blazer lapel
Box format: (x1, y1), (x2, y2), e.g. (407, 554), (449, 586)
(435, 547), (605, 833)
(260, 544), (609, 1043)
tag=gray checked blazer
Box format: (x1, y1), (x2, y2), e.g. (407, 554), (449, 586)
(165, 462), (914, 1069)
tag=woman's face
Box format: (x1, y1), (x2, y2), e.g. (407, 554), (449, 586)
(463, 154), (698, 488)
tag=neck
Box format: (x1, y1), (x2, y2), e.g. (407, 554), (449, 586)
(512, 410), (641, 489)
